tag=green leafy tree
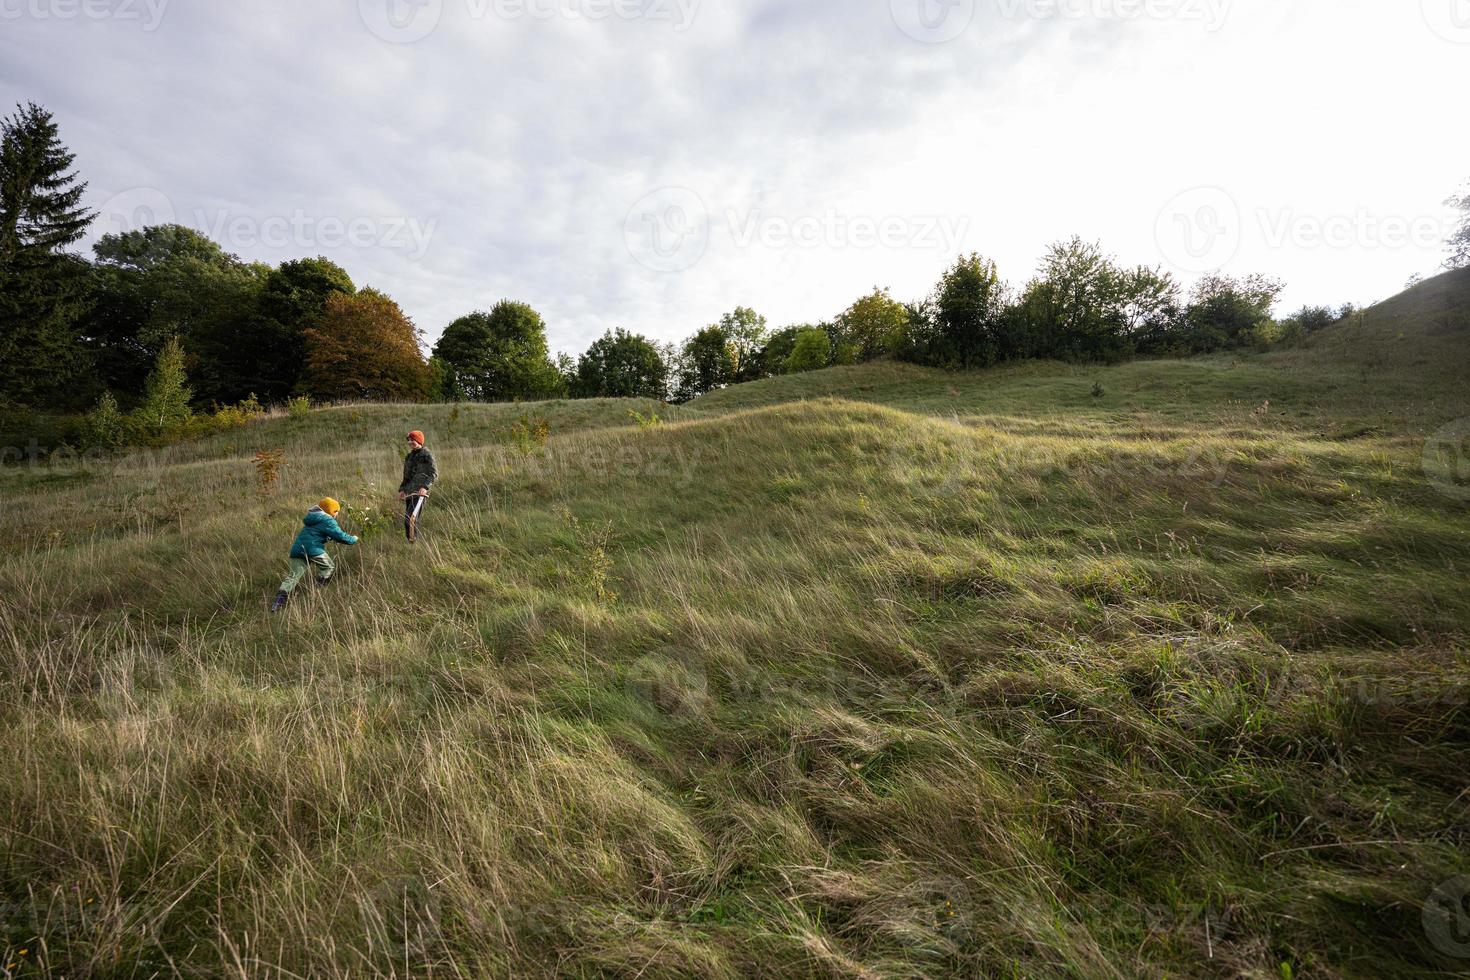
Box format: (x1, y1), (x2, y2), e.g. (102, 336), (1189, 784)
(755, 325), (807, 376)
(1116, 265), (1182, 353)
(892, 300), (942, 364)
(1011, 238), (1128, 362)
(432, 301), (563, 401)
(1183, 273), (1285, 352)
(0, 102), (94, 408)
(785, 327), (831, 373)
(934, 253), (1007, 368)
(718, 307), (769, 382)
(835, 288), (907, 362)
(85, 225), (267, 403)
(244, 257), (355, 401)
(301, 289), (430, 402)
(134, 336), (193, 437)
(573, 328), (668, 399)
(674, 324), (735, 400)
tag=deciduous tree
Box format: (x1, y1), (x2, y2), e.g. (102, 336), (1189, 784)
(432, 301), (563, 401)
(302, 288), (429, 401)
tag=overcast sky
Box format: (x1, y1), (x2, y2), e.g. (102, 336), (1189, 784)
(3, 0), (1466, 354)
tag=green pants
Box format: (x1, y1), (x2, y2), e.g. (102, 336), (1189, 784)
(280, 553), (335, 593)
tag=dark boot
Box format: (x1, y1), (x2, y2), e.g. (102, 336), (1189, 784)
(270, 590), (289, 612)
(315, 575), (333, 587)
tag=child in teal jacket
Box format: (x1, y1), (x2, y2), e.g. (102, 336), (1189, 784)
(271, 497), (358, 612)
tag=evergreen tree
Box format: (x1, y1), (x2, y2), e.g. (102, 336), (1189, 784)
(0, 102), (95, 408)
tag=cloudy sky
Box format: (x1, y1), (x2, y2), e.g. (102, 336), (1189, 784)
(3, 0), (1466, 354)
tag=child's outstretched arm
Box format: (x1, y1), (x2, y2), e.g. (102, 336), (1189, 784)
(324, 516), (360, 546)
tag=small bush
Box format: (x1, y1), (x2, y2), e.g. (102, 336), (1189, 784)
(508, 414), (550, 456)
(83, 392), (129, 451)
(287, 396), (312, 419)
(343, 485), (391, 541)
(253, 449), (286, 494)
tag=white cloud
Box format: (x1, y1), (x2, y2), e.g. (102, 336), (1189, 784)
(2, 0), (1464, 355)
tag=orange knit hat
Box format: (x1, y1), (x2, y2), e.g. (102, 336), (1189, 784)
(318, 498), (341, 517)
(408, 430), (425, 447)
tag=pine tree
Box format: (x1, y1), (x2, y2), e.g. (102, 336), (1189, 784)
(0, 102), (95, 408)
(135, 337), (193, 437)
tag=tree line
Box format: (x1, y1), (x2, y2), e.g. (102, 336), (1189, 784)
(5, 101), (1467, 430)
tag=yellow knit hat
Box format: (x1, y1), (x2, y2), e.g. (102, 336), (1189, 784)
(318, 497), (341, 517)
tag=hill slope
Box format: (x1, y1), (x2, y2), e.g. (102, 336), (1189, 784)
(1, 271), (1468, 977)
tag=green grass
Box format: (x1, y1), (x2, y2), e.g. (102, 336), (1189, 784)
(1, 269), (1468, 977)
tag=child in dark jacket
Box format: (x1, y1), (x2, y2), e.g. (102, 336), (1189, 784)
(271, 498), (359, 612)
(398, 430), (438, 543)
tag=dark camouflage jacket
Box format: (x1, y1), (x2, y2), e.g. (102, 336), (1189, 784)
(400, 446), (438, 494)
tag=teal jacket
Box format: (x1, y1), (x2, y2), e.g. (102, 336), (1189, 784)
(290, 507), (358, 558)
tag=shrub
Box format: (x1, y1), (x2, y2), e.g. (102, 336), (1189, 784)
(287, 396), (312, 418)
(253, 449), (286, 493)
(1250, 319), (1284, 350)
(83, 392), (128, 451)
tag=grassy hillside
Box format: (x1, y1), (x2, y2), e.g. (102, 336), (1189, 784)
(1, 271), (1468, 977)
